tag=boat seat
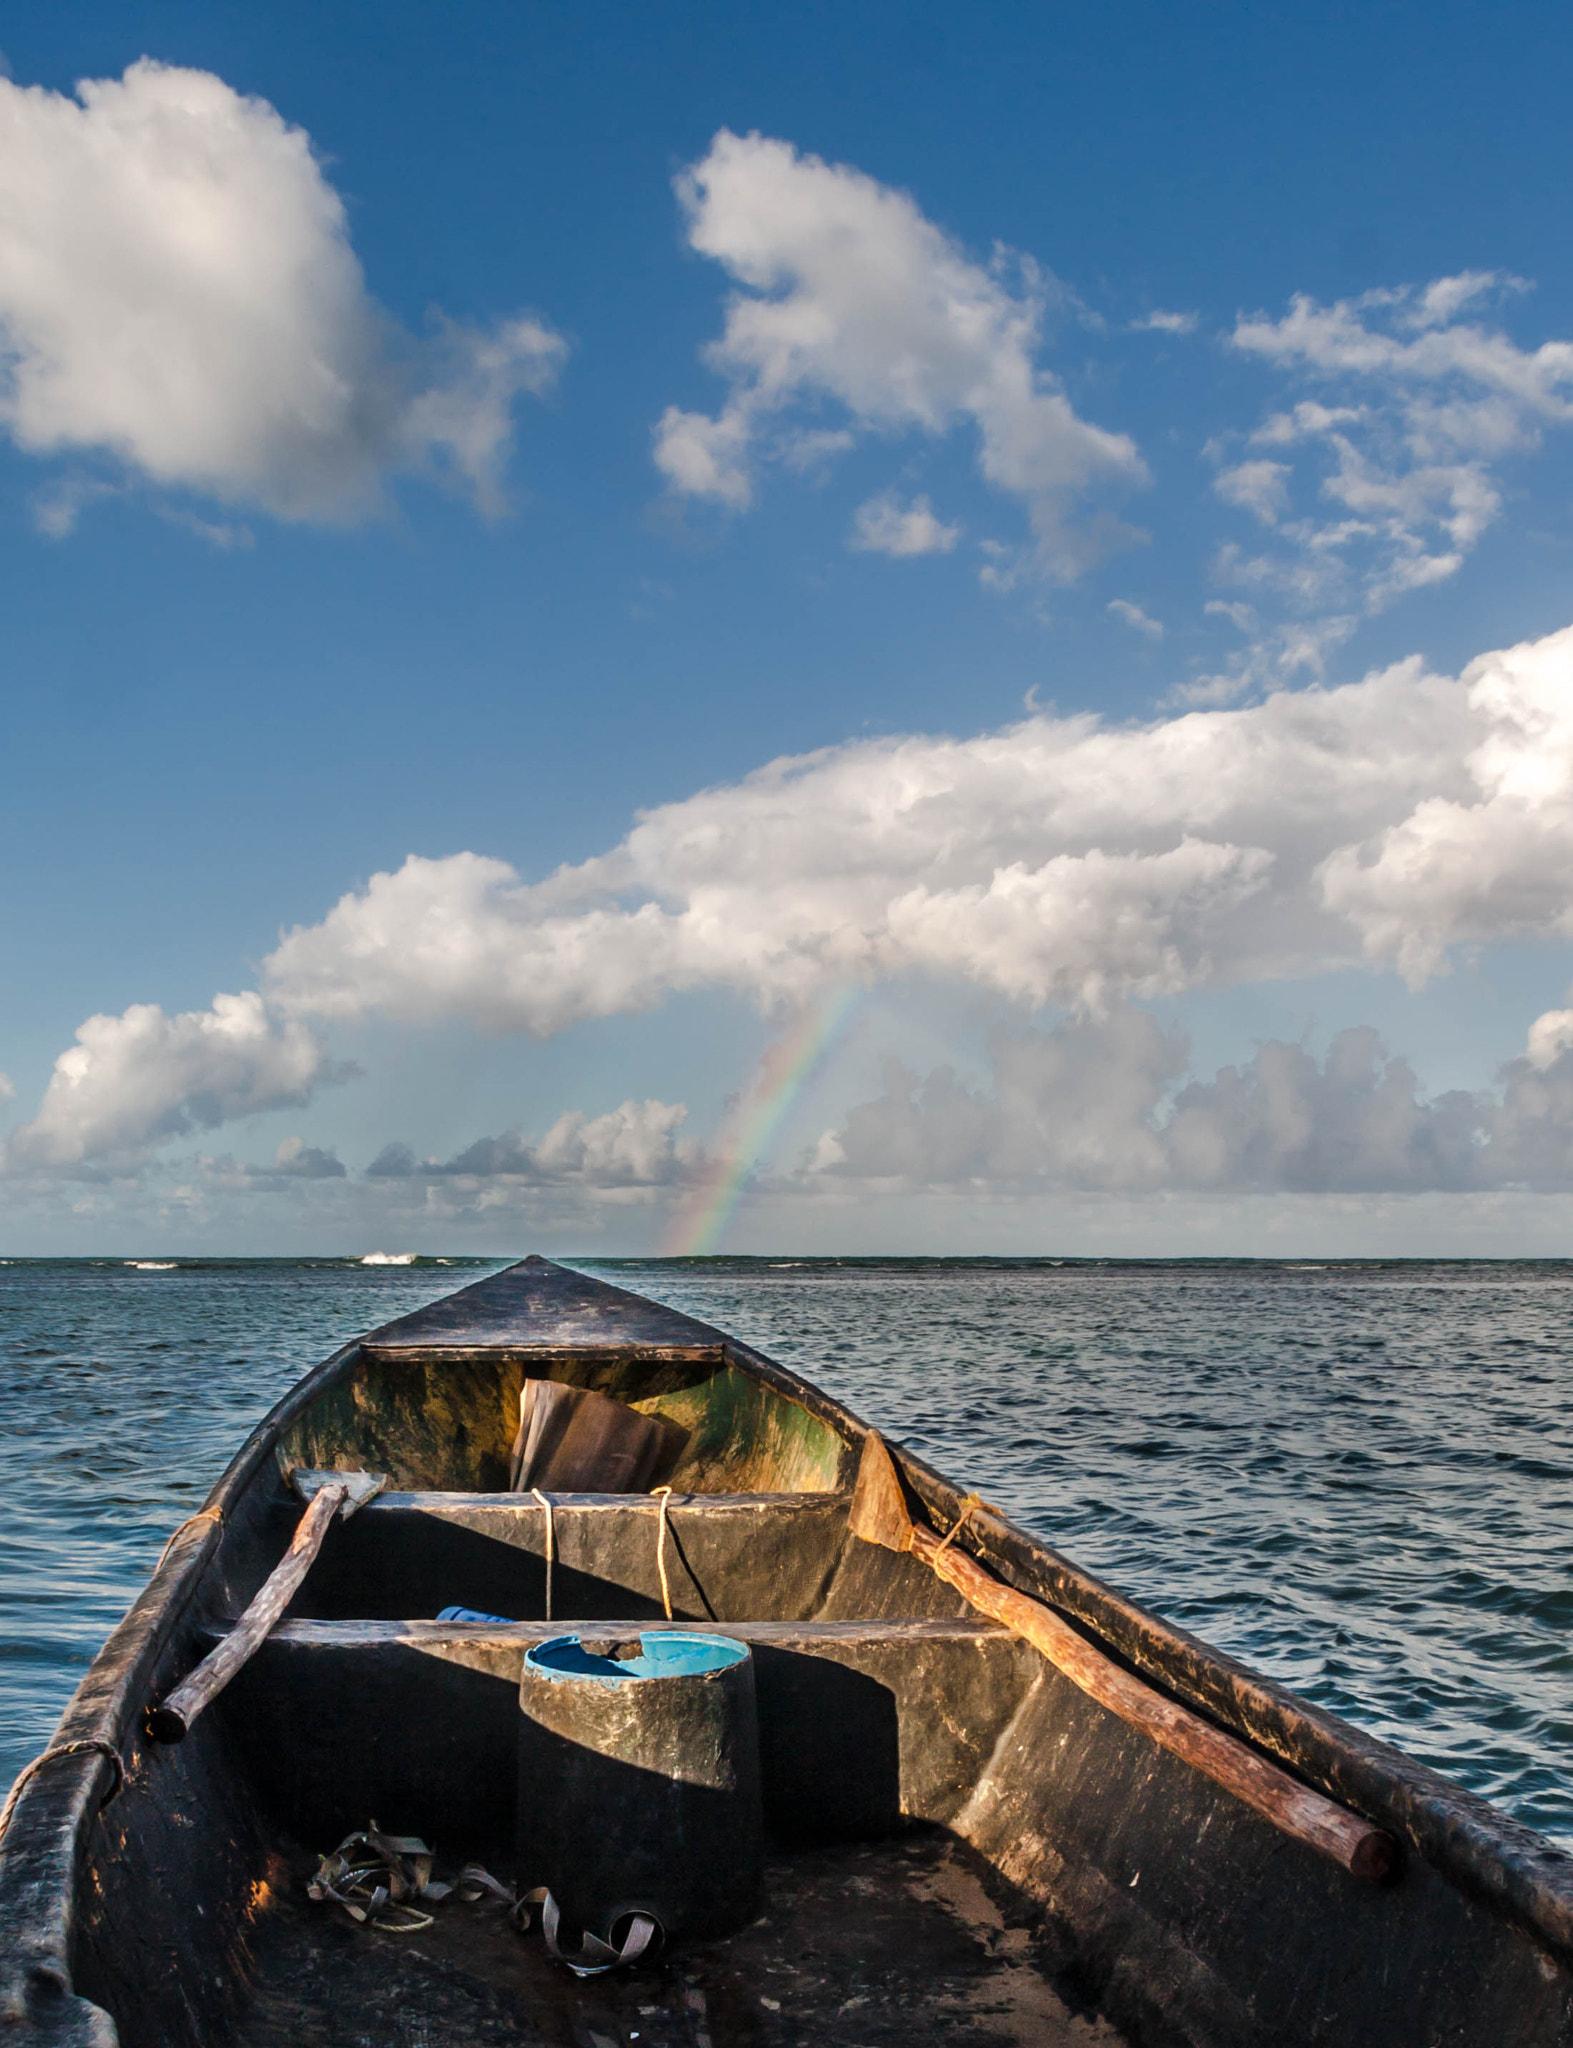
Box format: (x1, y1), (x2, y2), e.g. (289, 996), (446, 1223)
(213, 1616), (1041, 1851)
(283, 1489), (971, 1624)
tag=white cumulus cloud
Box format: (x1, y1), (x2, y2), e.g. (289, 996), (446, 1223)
(0, 60), (566, 525)
(269, 625), (1573, 1033)
(24, 621), (1573, 1180)
(653, 129), (1146, 578)
(3, 992), (338, 1172)
(1321, 627), (1573, 984)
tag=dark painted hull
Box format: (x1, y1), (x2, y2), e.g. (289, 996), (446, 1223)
(1, 1259), (1570, 2046)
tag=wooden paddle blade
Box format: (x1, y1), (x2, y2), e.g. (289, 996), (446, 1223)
(510, 1379), (671, 1493)
(848, 1430), (915, 1552)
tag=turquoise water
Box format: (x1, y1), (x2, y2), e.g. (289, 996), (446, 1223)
(3, 1255), (1571, 1847)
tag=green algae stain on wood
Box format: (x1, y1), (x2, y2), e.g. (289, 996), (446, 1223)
(636, 1365), (848, 1493)
(276, 1348), (850, 1495)
(277, 1353), (519, 1490)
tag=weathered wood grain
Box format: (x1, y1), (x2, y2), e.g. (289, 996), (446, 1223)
(508, 1378), (670, 1491)
(363, 1254), (723, 1354)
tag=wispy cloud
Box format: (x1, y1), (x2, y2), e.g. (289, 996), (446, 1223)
(1131, 308), (1198, 335)
(1106, 597), (1163, 639)
(849, 491), (959, 557)
(1203, 273), (1573, 678)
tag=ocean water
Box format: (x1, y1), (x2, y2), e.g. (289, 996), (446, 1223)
(2, 1256), (1570, 1850)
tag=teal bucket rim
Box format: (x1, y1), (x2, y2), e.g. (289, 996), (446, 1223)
(524, 1630), (751, 1684)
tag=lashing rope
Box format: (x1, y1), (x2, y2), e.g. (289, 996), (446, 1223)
(932, 1491), (999, 1558)
(0, 1739), (125, 1843)
(530, 1488), (555, 1621)
(652, 1485), (675, 1619)
(154, 1504), (224, 1576)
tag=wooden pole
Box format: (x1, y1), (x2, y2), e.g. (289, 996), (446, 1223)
(850, 1434), (1396, 1883)
(146, 1483), (347, 1744)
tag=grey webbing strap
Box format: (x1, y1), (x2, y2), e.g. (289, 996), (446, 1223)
(538, 1890), (660, 1976)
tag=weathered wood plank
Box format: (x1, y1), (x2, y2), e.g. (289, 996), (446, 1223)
(226, 1615), (1014, 1648)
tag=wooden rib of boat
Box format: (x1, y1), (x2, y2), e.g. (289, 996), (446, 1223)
(2, 1258), (1571, 2046)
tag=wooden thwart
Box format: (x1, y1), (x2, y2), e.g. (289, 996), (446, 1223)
(849, 1433), (1397, 1884)
(146, 1471), (385, 1744)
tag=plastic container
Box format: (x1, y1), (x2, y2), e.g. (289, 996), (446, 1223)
(516, 1631), (762, 1947)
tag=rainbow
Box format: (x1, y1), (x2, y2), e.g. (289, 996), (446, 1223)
(663, 985), (861, 1256)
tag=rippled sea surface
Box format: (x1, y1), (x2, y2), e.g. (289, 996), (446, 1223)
(3, 1256), (1571, 1848)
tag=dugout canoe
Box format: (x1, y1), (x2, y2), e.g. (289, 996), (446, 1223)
(2, 1258), (1572, 2047)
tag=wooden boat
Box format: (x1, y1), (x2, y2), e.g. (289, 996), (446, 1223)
(2, 1258), (1571, 2046)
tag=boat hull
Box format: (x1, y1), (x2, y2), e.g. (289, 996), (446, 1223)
(0, 1258), (1568, 2046)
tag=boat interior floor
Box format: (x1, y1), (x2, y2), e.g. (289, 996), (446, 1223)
(236, 1829), (1122, 2048)
(189, 1471), (1135, 2046)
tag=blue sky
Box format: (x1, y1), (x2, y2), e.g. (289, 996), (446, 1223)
(3, 0), (1573, 1253)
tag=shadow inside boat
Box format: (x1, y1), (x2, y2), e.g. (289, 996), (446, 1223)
(222, 1638), (903, 1855)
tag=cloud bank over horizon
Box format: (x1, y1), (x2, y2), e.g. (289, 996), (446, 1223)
(6, 619), (1573, 1214)
(0, 60), (565, 527)
(817, 1008), (1573, 1195)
